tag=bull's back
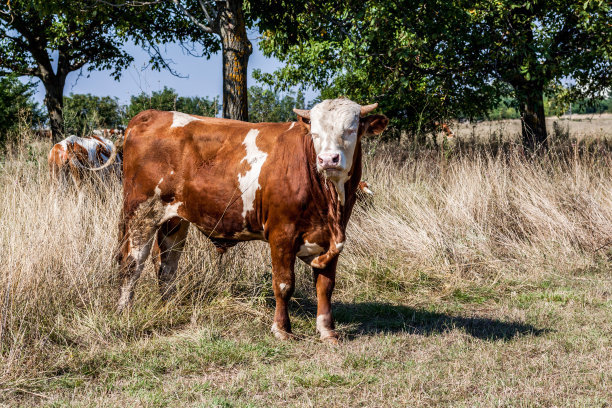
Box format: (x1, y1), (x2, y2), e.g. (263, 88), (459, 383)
(122, 110), (298, 234)
(123, 110), (249, 188)
(123, 110), (295, 186)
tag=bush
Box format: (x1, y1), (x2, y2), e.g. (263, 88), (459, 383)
(126, 87), (219, 120)
(63, 93), (124, 135)
(0, 76), (43, 144)
(248, 86), (306, 123)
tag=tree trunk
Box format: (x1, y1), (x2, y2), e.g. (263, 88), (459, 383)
(517, 85), (547, 151)
(42, 74), (66, 142)
(219, 0), (252, 121)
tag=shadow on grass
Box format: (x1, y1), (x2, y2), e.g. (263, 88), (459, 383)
(292, 299), (549, 341)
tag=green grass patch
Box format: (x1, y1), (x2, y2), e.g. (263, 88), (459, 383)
(450, 286), (497, 304)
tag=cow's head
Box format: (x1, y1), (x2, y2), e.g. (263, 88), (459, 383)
(293, 99), (388, 194)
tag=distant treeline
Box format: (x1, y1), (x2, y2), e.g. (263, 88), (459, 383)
(62, 87), (220, 135)
(0, 77), (307, 141)
(0, 74), (609, 143)
(486, 96), (612, 120)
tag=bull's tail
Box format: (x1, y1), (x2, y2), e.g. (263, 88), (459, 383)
(115, 206), (127, 266)
(89, 132), (125, 171)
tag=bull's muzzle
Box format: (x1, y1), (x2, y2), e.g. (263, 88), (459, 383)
(317, 152), (342, 171)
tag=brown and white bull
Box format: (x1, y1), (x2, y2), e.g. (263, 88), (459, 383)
(48, 134), (122, 186)
(111, 98), (388, 342)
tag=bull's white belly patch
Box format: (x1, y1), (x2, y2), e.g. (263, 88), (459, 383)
(170, 111), (203, 128)
(297, 241), (324, 257)
(237, 129), (268, 218)
(159, 201), (182, 224)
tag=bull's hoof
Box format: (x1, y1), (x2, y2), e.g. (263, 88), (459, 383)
(271, 323), (294, 340)
(320, 332), (340, 345)
(116, 297), (133, 313)
(116, 304), (129, 314)
(158, 287), (177, 302)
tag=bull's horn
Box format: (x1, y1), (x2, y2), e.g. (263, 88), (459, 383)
(293, 108), (311, 120)
(360, 103), (378, 116)
(89, 134), (123, 171)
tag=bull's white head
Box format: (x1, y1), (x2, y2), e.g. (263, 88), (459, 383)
(293, 98), (388, 203)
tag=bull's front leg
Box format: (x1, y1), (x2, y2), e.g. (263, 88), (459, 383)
(269, 239), (296, 340)
(313, 257), (339, 343)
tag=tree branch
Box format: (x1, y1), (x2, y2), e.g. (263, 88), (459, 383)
(545, 13), (582, 67)
(197, 0), (216, 28)
(0, 65), (40, 76)
(56, 49), (71, 77)
(94, 0), (165, 7)
(68, 59), (89, 72)
(145, 41), (189, 78)
(172, 0), (216, 34)
(0, 30), (29, 50)
(7, 13), (56, 76)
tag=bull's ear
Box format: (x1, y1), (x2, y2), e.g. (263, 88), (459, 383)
(361, 114), (389, 136)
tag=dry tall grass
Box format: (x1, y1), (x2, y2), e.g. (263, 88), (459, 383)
(0, 136), (611, 390)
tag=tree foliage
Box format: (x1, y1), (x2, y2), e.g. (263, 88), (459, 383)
(570, 97), (612, 115)
(466, 0), (611, 148)
(0, 1), (134, 77)
(0, 0), (151, 140)
(254, 1), (505, 138)
(255, 0), (612, 149)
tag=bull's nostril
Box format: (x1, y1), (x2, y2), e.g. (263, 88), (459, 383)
(331, 154), (340, 164)
(318, 156), (324, 164)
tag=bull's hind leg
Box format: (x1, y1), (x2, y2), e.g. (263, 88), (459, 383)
(155, 218), (189, 300)
(117, 196), (166, 311)
(117, 235), (155, 311)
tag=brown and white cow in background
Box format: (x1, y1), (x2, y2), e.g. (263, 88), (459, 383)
(356, 180), (375, 209)
(357, 181), (373, 196)
(434, 121), (455, 139)
(93, 128), (125, 138)
(48, 134), (122, 186)
(107, 99), (387, 343)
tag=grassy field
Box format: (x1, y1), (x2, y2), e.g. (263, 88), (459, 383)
(0, 130), (611, 407)
(451, 113), (612, 143)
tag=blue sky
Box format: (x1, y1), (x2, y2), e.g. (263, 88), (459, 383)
(27, 37), (316, 107)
